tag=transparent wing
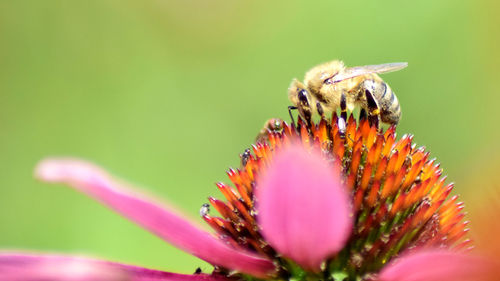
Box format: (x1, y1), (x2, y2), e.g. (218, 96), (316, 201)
(332, 62), (408, 83)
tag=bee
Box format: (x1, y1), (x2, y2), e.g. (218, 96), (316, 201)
(288, 60), (407, 131)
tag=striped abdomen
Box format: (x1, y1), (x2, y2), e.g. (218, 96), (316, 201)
(361, 78), (401, 125)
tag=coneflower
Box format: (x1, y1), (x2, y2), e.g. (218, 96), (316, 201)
(0, 114), (494, 281)
(204, 114), (474, 280)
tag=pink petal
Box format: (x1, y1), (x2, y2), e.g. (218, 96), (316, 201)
(256, 143), (352, 271)
(378, 249), (497, 281)
(0, 252), (230, 281)
(34, 158), (275, 278)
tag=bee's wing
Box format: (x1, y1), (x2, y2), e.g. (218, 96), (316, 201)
(333, 62), (408, 83)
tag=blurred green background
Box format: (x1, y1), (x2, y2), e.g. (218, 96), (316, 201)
(1, 0), (499, 274)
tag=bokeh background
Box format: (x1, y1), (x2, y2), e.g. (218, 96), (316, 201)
(1, 0), (499, 274)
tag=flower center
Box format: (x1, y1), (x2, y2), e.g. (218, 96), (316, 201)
(203, 114), (470, 280)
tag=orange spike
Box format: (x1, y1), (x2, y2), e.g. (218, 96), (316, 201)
(227, 168), (240, 186)
(354, 188), (364, 213)
(390, 193), (406, 216)
(438, 195), (459, 216)
(234, 183), (253, 209)
(381, 134), (396, 157)
(401, 159), (425, 189)
(221, 219), (240, 237)
(384, 125), (396, 140)
(346, 116), (357, 146)
(318, 118), (328, 142)
(409, 203), (431, 228)
(422, 174), (441, 196)
(268, 132), (277, 148)
(283, 122), (292, 137)
(233, 199), (255, 225)
(300, 125), (310, 147)
(216, 182), (239, 208)
(386, 151), (399, 174)
(366, 181), (380, 207)
(433, 184), (454, 206)
(424, 199), (444, 222)
(381, 174), (396, 199)
(429, 179), (450, 201)
(208, 197), (237, 220)
(373, 156), (388, 182)
(395, 143), (411, 170)
(251, 144), (262, 158)
(350, 149), (362, 180)
(454, 239), (473, 251)
(203, 215), (227, 235)
(411, 149), (428, 165)
(360, 164), (373, 191)
(360, 119), (371, 141)
(246, 238), (270, 257)
(440, 213), (466, 235)
(331, 113), (338, 129)
(447, 227), (469, 245)
(392, 164), (408, 194)
(333, 135), (345, 159)
(404, 181), (426, 209)
(245, 161), (255, 183)
(261, 143), (271, 163)
(240, 219), (259, 238)
(346, 172), (357, 191)
(394, 135), (413, 152)
(421, 159), (437, 180)
(367, 135), (384, 165)
(366, 125), (378, 149)
(440, 206), (465, 227)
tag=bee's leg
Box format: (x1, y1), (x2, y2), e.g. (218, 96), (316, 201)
(365, 89), (381, 129)
(359, 108), (367, 122)
(316, 102), (325, 118)
(288, 106), (298, 129)
(297, 90), (313, 129)
(340, 92), (348, 121)
(337, 92), (347, 136)
(301, 108), (313, 129)
(317, 101), (332, 138)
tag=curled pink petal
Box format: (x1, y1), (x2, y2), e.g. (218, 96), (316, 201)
(256, 143), (352, 271)
(34, 158), (276, 278)
(0, 252), (231, 281)
(378, 249), (498, 281)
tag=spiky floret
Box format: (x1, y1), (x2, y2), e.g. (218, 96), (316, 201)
(203, 114), (470, 279)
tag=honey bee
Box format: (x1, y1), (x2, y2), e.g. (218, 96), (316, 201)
(288, 60), (407, 131)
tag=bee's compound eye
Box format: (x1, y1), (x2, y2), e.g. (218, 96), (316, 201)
(199, 203), (210, 217)
(298, 89), (309, 103)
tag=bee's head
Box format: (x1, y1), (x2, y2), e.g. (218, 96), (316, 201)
(288, 79), (312, 109)
(288, 79), (315, 122)
(304, 60), (345, 95)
